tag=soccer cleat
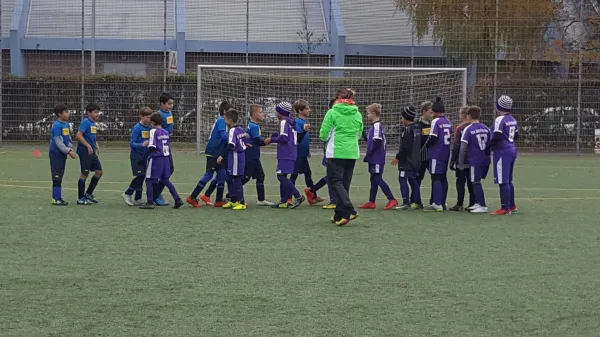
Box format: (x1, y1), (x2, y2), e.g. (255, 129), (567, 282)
(383, 200), (399, 210)
(510, 205), (518, 213)
(287, 198), (294, 205)
(186, 196), (203, 208)
(410, 203), (423, 210)
(449, 205), (464, 212)
(257, 200), (276, 206)
(423, 203), (443, 212)
(359, 202), (377, 209)
(200, 194), (214, 207)
(395, 204), (411, 210)
(122, 193), (135, 206)
(232, 203), (247, 210)
(173, 198), (184, 209)
(272, 202), (289, 209)
(290, 196), (305, 209)
(133, 199), (145, 206)
(77, 198), (93, 205)
(304, 188), (316, 205)
(466, 204), (479, 211)
(155, 195), (170, 206)
(52, 198), (69, 206)
(349, 212), (358, 221)
(330, 216), (336, 224)
(322, 203), (336, 209)
(213, 201), (226, 207)
(314, 196), (325, 204)
(491, 208), (512, 216)
(84, 193), (99, 203)
(139, 203), (155, 209)
(335, 218), (350, 226)
(469, 205), (489, 214)
(221, 201), (235, 209)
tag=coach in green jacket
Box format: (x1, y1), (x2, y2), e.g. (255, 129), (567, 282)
(319, 88), (364, 225)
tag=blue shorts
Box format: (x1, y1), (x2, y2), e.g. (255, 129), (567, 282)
(146, 156), (171, 180)
(429, 159), (448, 175)
(493, 151), (516, 184)
(49, 152), (67, 180)
(470, 165), (489, 183)
(78, 151), (102, 174)
(294, 156), (312, 175)
(130, 158), (146, 177)
(245, 158), (265, 180)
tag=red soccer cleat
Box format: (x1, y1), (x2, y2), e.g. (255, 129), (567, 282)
(359, 201), (377, 209)
(304, 188), (316, 205)
(314, 196), (325, 204)
(186, 196), (202, 208)
(491, 208), (511, 216)
(213, 201), (226, 207)
(200, 194), (214, 206)
(510, 205), (518, 213)
(383, 199), (399, 210)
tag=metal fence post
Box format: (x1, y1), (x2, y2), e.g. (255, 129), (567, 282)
(576, 0), (584, 155)
(91, 0), (96, 75)
(81, 0), (85, 117)
(163, 0), (167, 91)
(0, 0), (3, 147)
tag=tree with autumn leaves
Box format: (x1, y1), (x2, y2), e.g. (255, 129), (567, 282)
(393, 0), (594, 73)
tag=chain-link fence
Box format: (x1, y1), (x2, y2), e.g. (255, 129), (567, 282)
(1, 0), (599, 151)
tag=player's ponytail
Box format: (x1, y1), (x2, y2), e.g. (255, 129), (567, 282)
(336, 87), (355, 99)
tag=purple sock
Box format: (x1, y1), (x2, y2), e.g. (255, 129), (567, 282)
(164, 180), (180, 201)
(509, 182), (515, 207)
(472, 182), (486, 207)
(408, 178), (421, 205)
(399, 175), (410, 205)
(375, 174), (394, 201)
(431, 175), (443, 205)
(499, 183), (511, 210)
(369, 174), (378, 203)
(145, 179), (155, 204)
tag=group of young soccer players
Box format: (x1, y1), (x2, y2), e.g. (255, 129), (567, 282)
(48, 91), (519, 216)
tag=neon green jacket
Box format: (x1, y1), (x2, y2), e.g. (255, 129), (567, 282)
(319, 102), (364, 160)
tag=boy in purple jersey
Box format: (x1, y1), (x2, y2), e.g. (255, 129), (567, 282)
(391, 106), (422, 210)
(488, 95), (519, 215)
(359, 103), (398, 210)
(458, 106), (491, 214)
(139, 113), (184, 209)
(219, 109), (248, 210)
(424, 97), (452, 212)
(268, 101), (305, 209)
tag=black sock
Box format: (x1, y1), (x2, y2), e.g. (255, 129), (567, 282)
(86, 175), (100, 195)
(78, 178), (86, 199)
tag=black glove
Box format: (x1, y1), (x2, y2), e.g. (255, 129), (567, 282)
(449, 161), (456, 171)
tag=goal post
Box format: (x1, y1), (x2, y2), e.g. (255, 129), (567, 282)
(196, 64), (468, 154)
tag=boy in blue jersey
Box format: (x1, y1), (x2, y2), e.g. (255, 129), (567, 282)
(49, 104), (77, 205)
(291, 100), (325, 206)
(243, 104), (275, 206)
(186, 101), (233, 208)
(75, 103), (102, 205)
(153, 93), (175, 206)
(122, 107), (153, 206)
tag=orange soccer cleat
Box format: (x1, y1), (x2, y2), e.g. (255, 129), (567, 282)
(200, 194), (214, 207)
(186, 196), (202, 208)
(359, 201), (377, 209)
(491, 208), (511, 216)
(383, 199), (399, 210)
(304, 188), (316, 205)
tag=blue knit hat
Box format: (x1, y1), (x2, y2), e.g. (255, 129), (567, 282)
(496, 95), (513, 113)
(276, 101), (292, 117)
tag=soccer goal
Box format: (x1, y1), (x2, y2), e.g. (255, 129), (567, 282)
(196, 65), (468, 154)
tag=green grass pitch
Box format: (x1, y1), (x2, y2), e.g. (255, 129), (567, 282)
(1, 145), (600, 337)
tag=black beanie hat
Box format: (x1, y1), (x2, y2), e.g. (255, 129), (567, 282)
(432, 97), (445, 113)
(401, 105), (417, 121)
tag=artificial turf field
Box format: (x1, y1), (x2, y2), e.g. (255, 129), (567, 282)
(1, 144), (600, 337)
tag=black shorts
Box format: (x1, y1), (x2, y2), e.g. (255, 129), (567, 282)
(130, 158), (146, 177)
(205, 155), (225, 172)
(244, 158), (265, 180)
(49, 152), (67, 180)
(294, 156), (312, 175)
(78, 151), (102, 174)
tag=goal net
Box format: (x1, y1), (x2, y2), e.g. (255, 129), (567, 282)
(196, 65), (467, 154)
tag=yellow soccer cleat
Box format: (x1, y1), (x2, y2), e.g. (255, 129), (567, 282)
(232, 203), (247, 210)
(222, 201), (235, 209)
(322, 203), (336, 209)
